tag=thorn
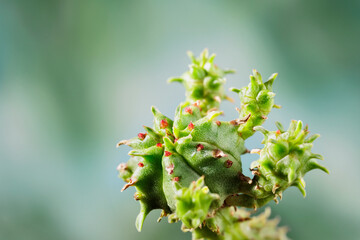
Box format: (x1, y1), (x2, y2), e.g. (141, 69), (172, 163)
(160, 119), (168, 129)
(273, 104), (282, 109)
(214, 96), (221, 103)
(121, 179), (136, 192)
(243, 149), (250, 154)
(156, 143), (163, 147)
(216, 120), (221, 126)
(230, 120), (240, 126)
(276, 129), (281, 135)
(235, 107), (241, 113)
(172, 176), (180, 182)
(184, 107), (193, 114)
(251, 170), (261, 176)
(207, 107), (218, 113)
(138, 133), (147, 140)
(231, 114), (251, 125)
(196, 144), (204, 151)
(225, 96), (235, 103)
(250, 149), (261, 154)
(242, 113), (251, 123)
(157, 210), (168, 222)
(138, 162), (144, 168)
(116, 140), (129, 148)
(238, 217), (251, 222)
(165, 151), (172, 157)
(272, 184), (280, 194)
(238, 172), (252, 184)
(188, 122), (194, 130)
(261, 115), (268, 120)
(213, 149), (227, 158)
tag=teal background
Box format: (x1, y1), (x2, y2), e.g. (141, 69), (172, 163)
(1, 1), (359, 239)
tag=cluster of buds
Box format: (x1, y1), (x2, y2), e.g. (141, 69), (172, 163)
(116, 50), (327, 239)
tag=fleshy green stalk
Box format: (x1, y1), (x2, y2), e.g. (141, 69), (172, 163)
(116, 50), (328, 239)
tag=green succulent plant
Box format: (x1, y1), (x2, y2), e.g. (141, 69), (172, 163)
(117, 49), (328, 240)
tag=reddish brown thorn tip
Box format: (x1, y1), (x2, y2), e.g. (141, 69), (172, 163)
(231, 114), (251, 126)
(188, 122), (194, 130)
(174, 138), (178, 143)
(238, 217), (251, 222)
(160, 119), (168, 129)
(276, 129), (281, 135)
(261, 115), (268, 120)
(138, 133), (147, 140)
(184, 107), (193, 114)
(224, 160), (233, 168)
(173, 176), (180, 182)
(138, 162), (144, 167)
(216, 120), (221, 126)
(242, 113), (251, 123)
(165, 151), (172, 157)
(116, 140), (129, 147)
(156, 143), (163, 147)
(230, 120), (239, 126)
(196, 144), (204, 151)
(121, 179), (136, 192)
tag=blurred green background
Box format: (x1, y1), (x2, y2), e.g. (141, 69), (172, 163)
(1, 0), (359, 239)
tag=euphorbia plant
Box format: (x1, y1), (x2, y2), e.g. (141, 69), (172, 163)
(116, 49), (328, 240)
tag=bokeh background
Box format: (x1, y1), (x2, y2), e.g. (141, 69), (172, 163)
(1, 0), (359, 239)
